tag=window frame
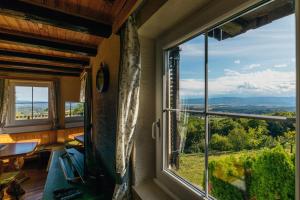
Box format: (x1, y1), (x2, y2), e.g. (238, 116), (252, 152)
(7, 80), (52, 127)
(155, 0), (299, 200)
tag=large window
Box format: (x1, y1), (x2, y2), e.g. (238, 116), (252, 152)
(15, 86), (49, 120)
(9, 81), (51, 126)
(164, 1), (296, 199)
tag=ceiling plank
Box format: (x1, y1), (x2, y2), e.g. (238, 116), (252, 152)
(0, 60), (82, 73)
(0, 30), (98, 56)
(0, 0), (112, 38)
(0, 49), (89, 65)
(0, 67), (80, 76)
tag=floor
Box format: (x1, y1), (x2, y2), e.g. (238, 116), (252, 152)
(3, 152), (49, 200)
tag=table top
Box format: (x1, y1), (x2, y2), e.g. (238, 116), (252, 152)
(0, 142), (38, 159)
(74, 135), (84, 144)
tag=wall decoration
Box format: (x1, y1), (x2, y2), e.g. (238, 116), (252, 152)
(96, 62), (109, 93)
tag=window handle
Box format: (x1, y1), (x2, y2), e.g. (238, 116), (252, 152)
(152, 119), (160, 139)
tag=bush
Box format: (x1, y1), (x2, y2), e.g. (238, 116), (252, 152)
(249, 146), (295, 200)
(210, 134), (232, 151)
(208, 157), (245, 200)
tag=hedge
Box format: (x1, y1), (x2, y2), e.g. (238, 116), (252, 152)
(208, 146), (295, 200)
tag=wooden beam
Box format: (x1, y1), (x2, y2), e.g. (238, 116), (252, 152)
(113, 0), (139, 33)
(0, 49), (89, 66)
(0, 30), (98, 56)
(0, 0), (112, 38)
(0, 60), (82, 73)
(0, 67), (80, 77)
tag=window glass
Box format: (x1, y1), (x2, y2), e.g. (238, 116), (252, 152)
(168, 35), (205, 110)
(207, 5), (296, 116)
(167, 110), (205, 190)
(33, 87), (48, 119)
(15, 86), (49, 120)
(208, 116), (295, 200)
(65, 102), (84, 118)
(15, 86), (32, 120)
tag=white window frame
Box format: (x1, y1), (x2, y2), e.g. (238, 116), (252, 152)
(6, 80), (52, 127)
(154, 0), (300, 200)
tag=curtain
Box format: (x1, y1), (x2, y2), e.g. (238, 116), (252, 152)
(80, 71), (87, 103)
(0, 79), (9, 128)
(49, 80), (59, 129)
(113, 16), (141, 200)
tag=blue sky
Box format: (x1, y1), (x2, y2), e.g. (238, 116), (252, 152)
(16, 86), (48, 102)
(179, 14), (296, 98)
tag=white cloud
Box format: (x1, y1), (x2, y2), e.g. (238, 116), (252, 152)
(234, 60), (241, 64)
(179, 69), (295, 97)
(273, 64), (288, 68)
(247, 64), (261, 69)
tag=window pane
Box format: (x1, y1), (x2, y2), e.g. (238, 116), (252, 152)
(208, 116), (295, 200)
(71, 102), (84, 117)
(15, 86), (32, 120)
(33, 87), (48, 119)
(65, 102), (71, 117)
(207, 0), (295, 116)
(167, 35), (205, 110)
(167, 110), (205, 190)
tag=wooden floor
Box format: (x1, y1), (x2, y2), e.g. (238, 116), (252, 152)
(3, 153), (49, 200)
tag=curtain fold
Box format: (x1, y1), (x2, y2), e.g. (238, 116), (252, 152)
(49, 80), (59, 129)
(113, 16), (141, 200)
(0, 79), (9, 128)
(80, 71), (87, 103)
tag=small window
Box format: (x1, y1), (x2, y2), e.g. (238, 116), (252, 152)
(65, 102), (84, 120)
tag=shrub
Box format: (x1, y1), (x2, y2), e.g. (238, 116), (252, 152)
(208, 157), (245, 200)
(249, 146), (295, 200)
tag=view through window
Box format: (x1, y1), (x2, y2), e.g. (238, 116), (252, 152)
(15, 86), (49, 120)
(165, 0), (296, 199)
(65, 102), (84, 118)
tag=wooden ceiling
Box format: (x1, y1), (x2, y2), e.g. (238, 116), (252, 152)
(0, 0), (138, 76)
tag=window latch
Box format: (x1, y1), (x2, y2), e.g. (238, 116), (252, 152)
(151, 119), (160, 139)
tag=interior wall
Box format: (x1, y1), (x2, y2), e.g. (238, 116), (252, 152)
(133, 35), (156, 186)
(90, 34), (120, 181)
(59, 76), (81, 128)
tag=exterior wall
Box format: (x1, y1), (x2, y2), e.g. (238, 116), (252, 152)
(90, 34), (120, 180)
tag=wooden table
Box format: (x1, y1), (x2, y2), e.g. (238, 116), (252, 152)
(74, 135), (84, 144)
(0, 142), (38, 160)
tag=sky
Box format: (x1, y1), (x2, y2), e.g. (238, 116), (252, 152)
(16, 86), (48, 102)
(178, 13), (296, 98)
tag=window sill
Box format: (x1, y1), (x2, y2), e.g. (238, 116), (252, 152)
(133, 179), (175, 200)
(1, 124), (52, 134)
(155, 170), (209, 200)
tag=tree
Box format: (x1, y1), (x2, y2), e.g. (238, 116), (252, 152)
(210, 134), (232, 151)
(228, 127), (248, 151)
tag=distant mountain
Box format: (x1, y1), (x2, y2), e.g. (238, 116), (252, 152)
(16, 100), (48, 104)
(183, 97), (296, 107)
